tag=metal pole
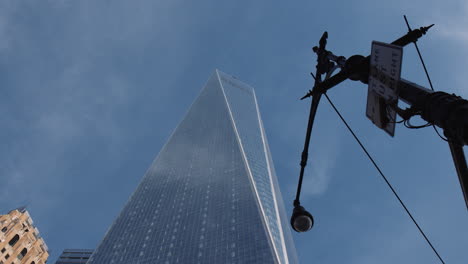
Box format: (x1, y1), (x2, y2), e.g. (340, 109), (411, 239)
(297, 24), (468, 209)
(295, 92), (322, 207)
(398, 78), (468, 145)
(396, 78), (468, 209)
(447, 140), (468, 210)
(294, 31), (329, 207)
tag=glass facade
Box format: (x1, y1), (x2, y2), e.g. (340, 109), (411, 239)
(55, 249), (93, 264)
(87, 70), (297, 264)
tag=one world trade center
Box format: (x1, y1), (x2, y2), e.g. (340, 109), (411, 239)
(87, 70), (298, 264)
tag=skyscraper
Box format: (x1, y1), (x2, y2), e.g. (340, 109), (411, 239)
(55, 249), (93, 264)
(88, 70), (297, 264)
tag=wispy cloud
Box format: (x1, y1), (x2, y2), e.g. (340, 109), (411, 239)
(426, 1), (468, 97)
(283, 118), (341, 198)
(432, 2), (468, 44)
(301, 128), (340, 197)
(0, 0), (187, 217)
(0, 1), (17, 52)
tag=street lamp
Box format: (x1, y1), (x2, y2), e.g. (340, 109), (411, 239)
(291, 24), (453, 236)
(290, 205), (314, 232)
(290, 31), (330, 233)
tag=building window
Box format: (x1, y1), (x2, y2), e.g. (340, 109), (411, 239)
(17, 248), (27, 260)
(4, 254), (9, 259)
(1, 248), (5, 253)
(8, 235), (19, 247)
(31, 262), (35, 264)
(1, 227), (6, 232)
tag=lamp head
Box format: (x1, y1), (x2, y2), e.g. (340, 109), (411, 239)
(290, 205), (314, 232)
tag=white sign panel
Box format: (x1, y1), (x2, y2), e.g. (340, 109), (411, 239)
(366, 41), (403, 137)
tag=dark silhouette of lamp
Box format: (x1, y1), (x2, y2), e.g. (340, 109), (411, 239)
(290, 205), (314, 232)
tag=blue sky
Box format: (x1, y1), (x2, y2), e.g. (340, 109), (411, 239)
(1, 0), (467, 263)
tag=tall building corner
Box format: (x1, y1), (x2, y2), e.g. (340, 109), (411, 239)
(87, 70), (298, 264)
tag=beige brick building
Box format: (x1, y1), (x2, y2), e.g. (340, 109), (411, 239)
(0, 207), (49, 264)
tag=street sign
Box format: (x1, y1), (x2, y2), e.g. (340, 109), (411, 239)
(366, 41), (403, 136)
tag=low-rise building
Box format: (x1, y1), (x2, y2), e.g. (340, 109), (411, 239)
(0, 207), (48, 264)
(55, 249), (92, 264)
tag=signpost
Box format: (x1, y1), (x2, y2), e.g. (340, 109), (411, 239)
(366, 41), (403, 136)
